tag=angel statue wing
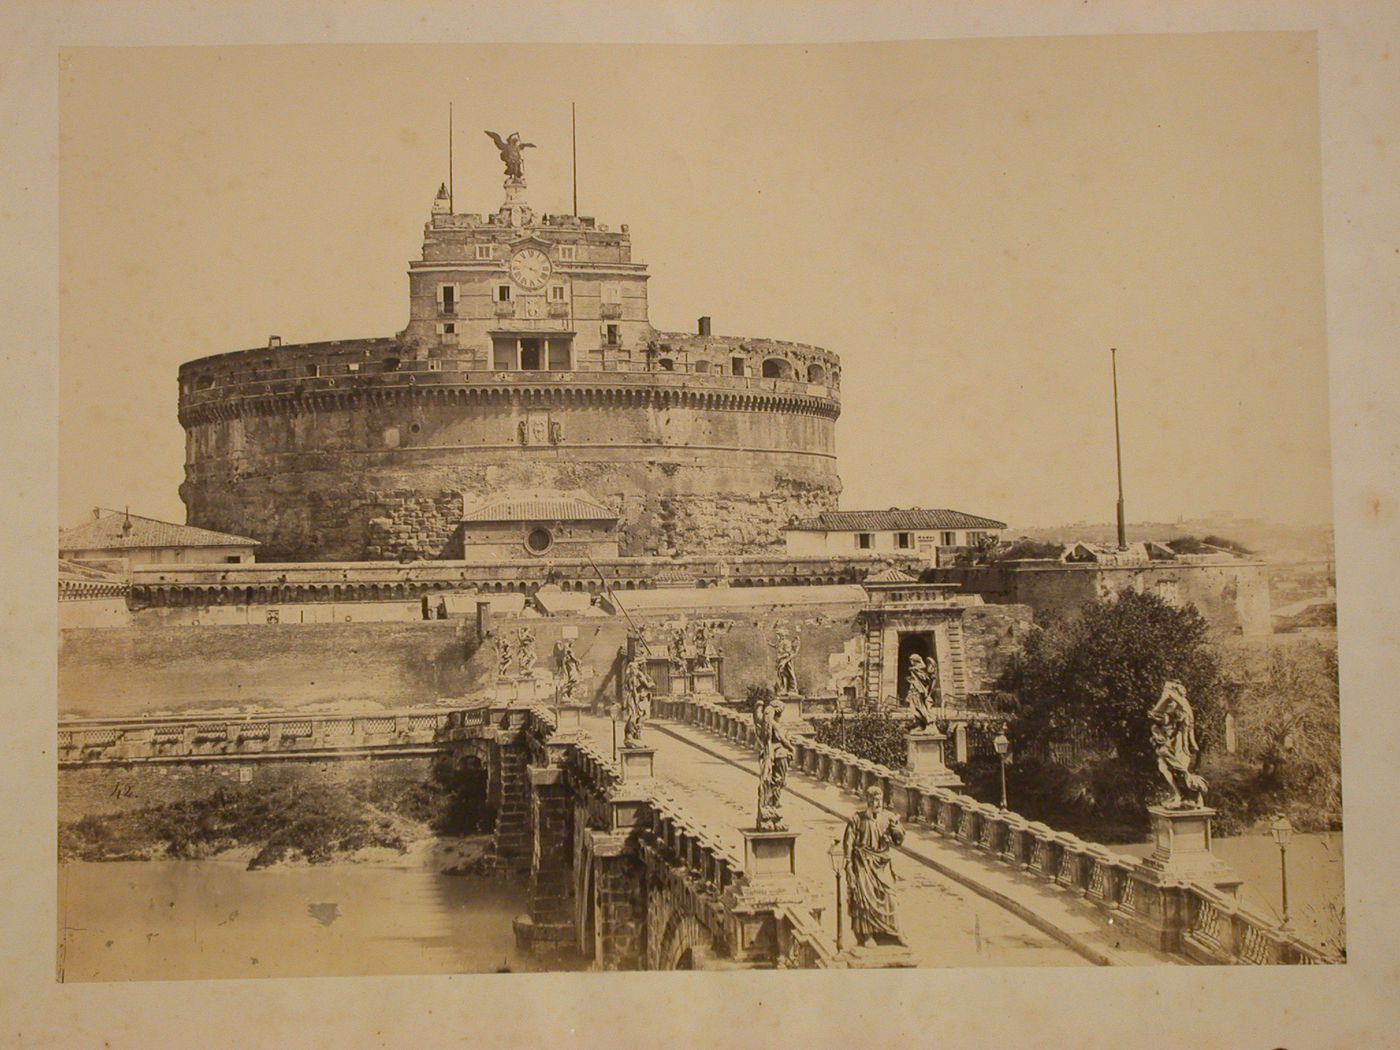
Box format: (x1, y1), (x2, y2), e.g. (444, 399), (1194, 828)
(484, 130), (508, 150)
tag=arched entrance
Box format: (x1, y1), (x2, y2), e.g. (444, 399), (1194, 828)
(896, 631), (934, 702)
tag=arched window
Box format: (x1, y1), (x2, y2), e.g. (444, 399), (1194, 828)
(762, 358), (793, 380)
(806, 362), (826, 384)
(658, 358), (675, 371)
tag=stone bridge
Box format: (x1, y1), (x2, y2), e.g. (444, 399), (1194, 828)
(58, 696), (1337, 969)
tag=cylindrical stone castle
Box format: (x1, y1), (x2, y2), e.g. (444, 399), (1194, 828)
(178, 174), (841, 562)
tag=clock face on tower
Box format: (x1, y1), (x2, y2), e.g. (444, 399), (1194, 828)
(509, 248), (551, 290)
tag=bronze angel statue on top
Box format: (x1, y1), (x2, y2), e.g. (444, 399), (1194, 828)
(484, 130), (535, 179)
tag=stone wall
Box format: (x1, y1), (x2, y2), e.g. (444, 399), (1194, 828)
(933, 560), (1273, 636)
(179, 356), (840, 562)
(960, 604), (1036, 692)
(59, 621), (477, 717)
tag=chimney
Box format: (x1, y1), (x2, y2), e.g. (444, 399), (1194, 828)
(697, 316), (711, 337)
(268, 335), (282, 348)
(92, 507), (101, 521)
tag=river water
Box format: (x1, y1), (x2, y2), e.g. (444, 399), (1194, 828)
(58, 851), (584, 982)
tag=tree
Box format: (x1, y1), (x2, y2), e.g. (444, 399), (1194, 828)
(1222, 640), (1341, 830)
(995, 590), (1227, 835)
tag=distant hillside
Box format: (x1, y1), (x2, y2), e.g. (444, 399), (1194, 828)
(1003, 518), (1333, 563)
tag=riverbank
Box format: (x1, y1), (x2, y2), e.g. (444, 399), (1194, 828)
(59, 753), (492, 869)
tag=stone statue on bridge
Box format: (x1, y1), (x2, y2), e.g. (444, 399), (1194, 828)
(771, 629), (801, 696)
(494, 633), (513, 680)
(843, 785), (907, 948)
(669, 626), (689, 674)
(754, 696), (796, 830)
(693, 621), (712, 670)
(559, 640), (582, 704)
(516, 626), (538, 678)
(1149, 679), (1208, 809)
(622, 657), (654, 747)
(904, 653), (936, 731)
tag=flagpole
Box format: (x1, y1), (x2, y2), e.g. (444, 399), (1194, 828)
(1112, 348), (1126, 548)
(448, 102), (454, 213)
(571, 102), (578, 217)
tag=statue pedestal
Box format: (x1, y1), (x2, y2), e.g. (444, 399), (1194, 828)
(690, 668), (718, 696)
(554, 705), (583, 733)
(906, 729), (963, 789)
(1141, 805), (1241, 896)
(740, 828), (799, 885)
(617, 746), (655, 782)
(840, 943), (920, 969)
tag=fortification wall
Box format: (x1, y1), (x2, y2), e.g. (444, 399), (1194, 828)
(178, 342), (841, 561)
(934, 560), (1273, 636)
(58, 621), (476, 717)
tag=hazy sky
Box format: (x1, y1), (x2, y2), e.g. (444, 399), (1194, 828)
(59, 36), (1330, 531)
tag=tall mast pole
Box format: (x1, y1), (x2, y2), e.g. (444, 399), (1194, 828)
(448, 102), (455, 213)
(1112, 347), (1126, 548)
(572, 102), (578, 217)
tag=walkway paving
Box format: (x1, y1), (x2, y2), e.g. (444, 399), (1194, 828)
(577, 711), (1178, 967)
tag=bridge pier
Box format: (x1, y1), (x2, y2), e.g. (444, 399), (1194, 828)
(580, 824), (647, 970)
(489, 730), (532, 873)
(512, 763), (578, 953)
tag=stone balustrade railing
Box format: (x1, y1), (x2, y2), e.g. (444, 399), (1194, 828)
(657, 693), (1341, 966)
(57, 708), (477, 765)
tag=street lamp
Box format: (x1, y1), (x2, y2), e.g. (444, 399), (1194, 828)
(993, 725), (1011, 810)
(1270, 814), (1294, 931)
(827, 838), (845, 952)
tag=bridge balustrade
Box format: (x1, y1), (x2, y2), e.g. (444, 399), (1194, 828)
(664, 692), (1341, 966)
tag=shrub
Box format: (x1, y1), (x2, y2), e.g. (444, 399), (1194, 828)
(812, 710), (907, 769)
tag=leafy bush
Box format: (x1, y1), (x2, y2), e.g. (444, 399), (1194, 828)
(812, 710), (907, 769)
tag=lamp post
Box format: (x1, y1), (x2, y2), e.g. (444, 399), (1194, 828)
(1270, 814), (1294, 931)
(828, 838), (845, 952)
(993, 725), (1011, 810)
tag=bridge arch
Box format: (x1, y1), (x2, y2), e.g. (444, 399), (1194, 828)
(646, 882), (717, 971)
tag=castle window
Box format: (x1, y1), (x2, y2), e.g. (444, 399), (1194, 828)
(475, 245), (493, 260)
(807, 362), (827, 384)
(495, 284), (511, 302)
(557, 245), (576, 262)
(439, 284), (456, 315)
(940, 531), (957, 546)
(547, 339), (572, 370)
(438, 322), (457, 345)
(896, 532), (912, 549)
(762, 357), (794, 380)
(606, 324), (620, 347)
(856, 533), (873, 550)
(602, 282), (622, 305)
(658, 358), (675, 371)
(548, 284), (567, 303)
(731, 356), (745, 376)
(304, 364), (319, 377)
(525, 527), (554, 554)
(347, 362), (360, 373)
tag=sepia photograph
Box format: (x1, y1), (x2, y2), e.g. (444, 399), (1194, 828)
(6, 2), (1399, 1046)
(53, 35), (1345, 981)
